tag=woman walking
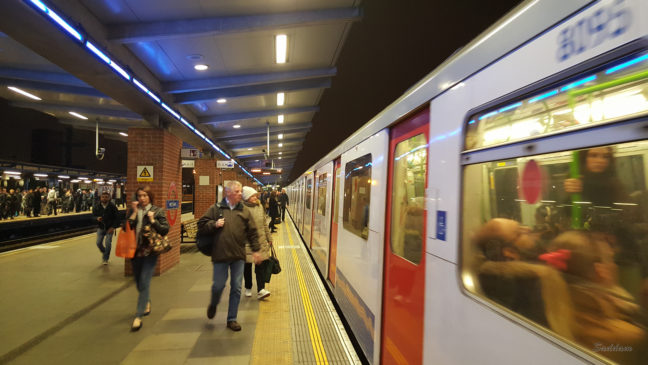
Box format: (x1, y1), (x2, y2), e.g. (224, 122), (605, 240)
(242, 186), (272, 300)
(126, 186), (169, 331)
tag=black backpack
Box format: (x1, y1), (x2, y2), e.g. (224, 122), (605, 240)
(196, 205), (222, 256)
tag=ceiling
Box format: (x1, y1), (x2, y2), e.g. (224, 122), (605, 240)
(0, 0), (361, 185)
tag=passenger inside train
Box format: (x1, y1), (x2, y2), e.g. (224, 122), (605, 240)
(464, 141), (648, 364)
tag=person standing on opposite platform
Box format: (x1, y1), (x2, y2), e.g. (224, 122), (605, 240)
(241, 186), (272, 300)
(93, 191), (120, 265)
(198, 180), (261, 331)
(126, 186), (169, 331)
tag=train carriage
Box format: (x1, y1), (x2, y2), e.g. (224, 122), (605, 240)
(287, 0), (648, 364)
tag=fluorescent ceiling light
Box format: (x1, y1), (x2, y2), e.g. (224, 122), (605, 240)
(119, 132), (128, 137)
(279, 151), (282, 155)
(8, 86), (41, 101)
(277, 92), (285, 106)
(276, 34), (287, 64)
(58, 175), (70, 179)
(278, 134), (283, 139)
(278, 143), (283, 147)
(263, 172), (271, 175)
(3, 171), (21, 175)
(194, 64), (209, 71)
(217, 98), (227, 104)
(233, 124), (241, 129)
(247, 148), (252, 150)
(69, 111), (88, 120)
(33, 173), (48, 177)
(278, 115), (284, 124)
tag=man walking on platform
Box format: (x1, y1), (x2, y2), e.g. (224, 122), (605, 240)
(198, 180), (261, 331)
(93, 192), (119, 265)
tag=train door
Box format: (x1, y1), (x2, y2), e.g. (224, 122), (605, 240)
(381, 109), (429, 365)
(313, 163), (333, 273)
(303, 174), (314, 247)
(328, 158), (341, 286)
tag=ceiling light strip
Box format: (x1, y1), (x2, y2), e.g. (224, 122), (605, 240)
(24, 0), (261, 184)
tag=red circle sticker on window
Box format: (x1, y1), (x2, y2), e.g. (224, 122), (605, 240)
(520, 159), (542, 204)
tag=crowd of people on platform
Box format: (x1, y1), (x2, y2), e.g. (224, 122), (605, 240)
(0, 185), (126, 220)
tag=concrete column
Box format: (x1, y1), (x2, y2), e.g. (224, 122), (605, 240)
(125, 128), (182, 275)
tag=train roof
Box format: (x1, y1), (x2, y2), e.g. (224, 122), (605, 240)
(294, 0), (592, 181)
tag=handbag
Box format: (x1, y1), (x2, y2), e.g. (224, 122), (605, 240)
(142, 224), (172, 254)
(196, 233), (213, 256)
(115, 221), (136, 258)
(269, 245), (281, 275)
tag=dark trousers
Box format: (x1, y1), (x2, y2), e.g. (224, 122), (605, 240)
(280, 206), (286, 221)
(243, 262), (265, 291)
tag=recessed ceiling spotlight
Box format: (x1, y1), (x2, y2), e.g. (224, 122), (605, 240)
(278, 114), (284, 124)
(278, 143), (283, 147)
(247, 148), (252, 151)
(216, 98), (227, 104)
(233, 124), (241, 129)
(279, 152), (282, 155)
(194, 64), (209, 71)
(276, 92), (285, 106)
(119, 132), (128, 137)
(8, 86), (41, 100)
(278, 134), (283, 139)
(275, 34), (287, 64)
(69, 111), (88, 120)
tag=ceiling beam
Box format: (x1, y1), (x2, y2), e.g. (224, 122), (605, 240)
(164, 68), (336, 94)
(213, 122), (311, 141)
(238, 152), (299, 160)
(107, 8), (362, 43)
(228, 138), (303, 150)
(9, 101), (143, 120)
(1, 78), (106, 98)
(174, 77), (331, 104)
(199, 106), (318, 125)
(0, 67), (90, 87)
(218, 132), (307, 145)
(58, 118), (141, 131)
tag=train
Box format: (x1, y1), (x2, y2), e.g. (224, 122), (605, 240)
(285, 0), (648, 364)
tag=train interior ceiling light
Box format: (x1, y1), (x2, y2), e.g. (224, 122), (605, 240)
(24, 0), (263, 186)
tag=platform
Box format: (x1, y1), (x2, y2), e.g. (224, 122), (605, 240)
(0, 213), (361, 364)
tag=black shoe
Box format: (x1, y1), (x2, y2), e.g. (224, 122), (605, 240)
(226, 321), (241, 331)
(207, 304), (216, 319)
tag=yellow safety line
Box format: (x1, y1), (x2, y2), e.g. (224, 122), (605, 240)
(385, 336), (409, 365)
(286, 224), (330, 365)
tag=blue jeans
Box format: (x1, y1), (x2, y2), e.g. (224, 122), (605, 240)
(211, 260), (244, 322)
(132, 255), (158, 317)
(96, 228), (113, 262)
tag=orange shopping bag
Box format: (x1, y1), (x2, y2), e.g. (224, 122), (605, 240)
(115, 221), (136, 258)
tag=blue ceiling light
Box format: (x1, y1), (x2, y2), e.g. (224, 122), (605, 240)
(498, 102), (522, 113)
(479, 110), (498, 120)
(133, 78), (150, 93)
(86, 41), (111, 64)
(528, 89), (558, 103)
(146, 91), (161, 103)
(605, 54), (648, 74)
(560, 75), (596, 92)
(109, 61), (130, 80)
(27, 0), (83, 42)
(161, 103), (180, 119)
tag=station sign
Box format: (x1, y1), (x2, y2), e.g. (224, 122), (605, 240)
(181, 160), (195, 168)
(181, 148), (201, 159)
(217, 160), (235, 169)
(166, 182), (179, 226)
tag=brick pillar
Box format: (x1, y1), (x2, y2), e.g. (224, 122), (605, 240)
(194, 158), (220, 218)
(125, 128), (182, 276)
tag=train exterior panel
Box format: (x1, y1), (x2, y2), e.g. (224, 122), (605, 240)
(287, 0), (648, 364)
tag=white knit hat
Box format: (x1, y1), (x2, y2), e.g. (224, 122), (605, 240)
(242, 186), (258, 201)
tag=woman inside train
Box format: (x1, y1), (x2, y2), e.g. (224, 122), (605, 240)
(540, 230), (646, 364)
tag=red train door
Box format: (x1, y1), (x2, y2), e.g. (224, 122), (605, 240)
(381, 108), (429, 365)
(327, 158), (341, 286)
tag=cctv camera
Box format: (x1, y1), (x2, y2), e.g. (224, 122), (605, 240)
(96, 147), (106, 160)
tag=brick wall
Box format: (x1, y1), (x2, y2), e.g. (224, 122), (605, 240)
(194, 159), (219, 218)
(125, 128), (182, 276)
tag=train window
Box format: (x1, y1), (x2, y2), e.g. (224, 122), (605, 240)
(343, 154), (372, 240)
(465, 51), (648, 151)
(390, 134), (427, 264)
(461, 140), (648, 364)
(306, 178), (312, 210)
(317, 173), (327, 216)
